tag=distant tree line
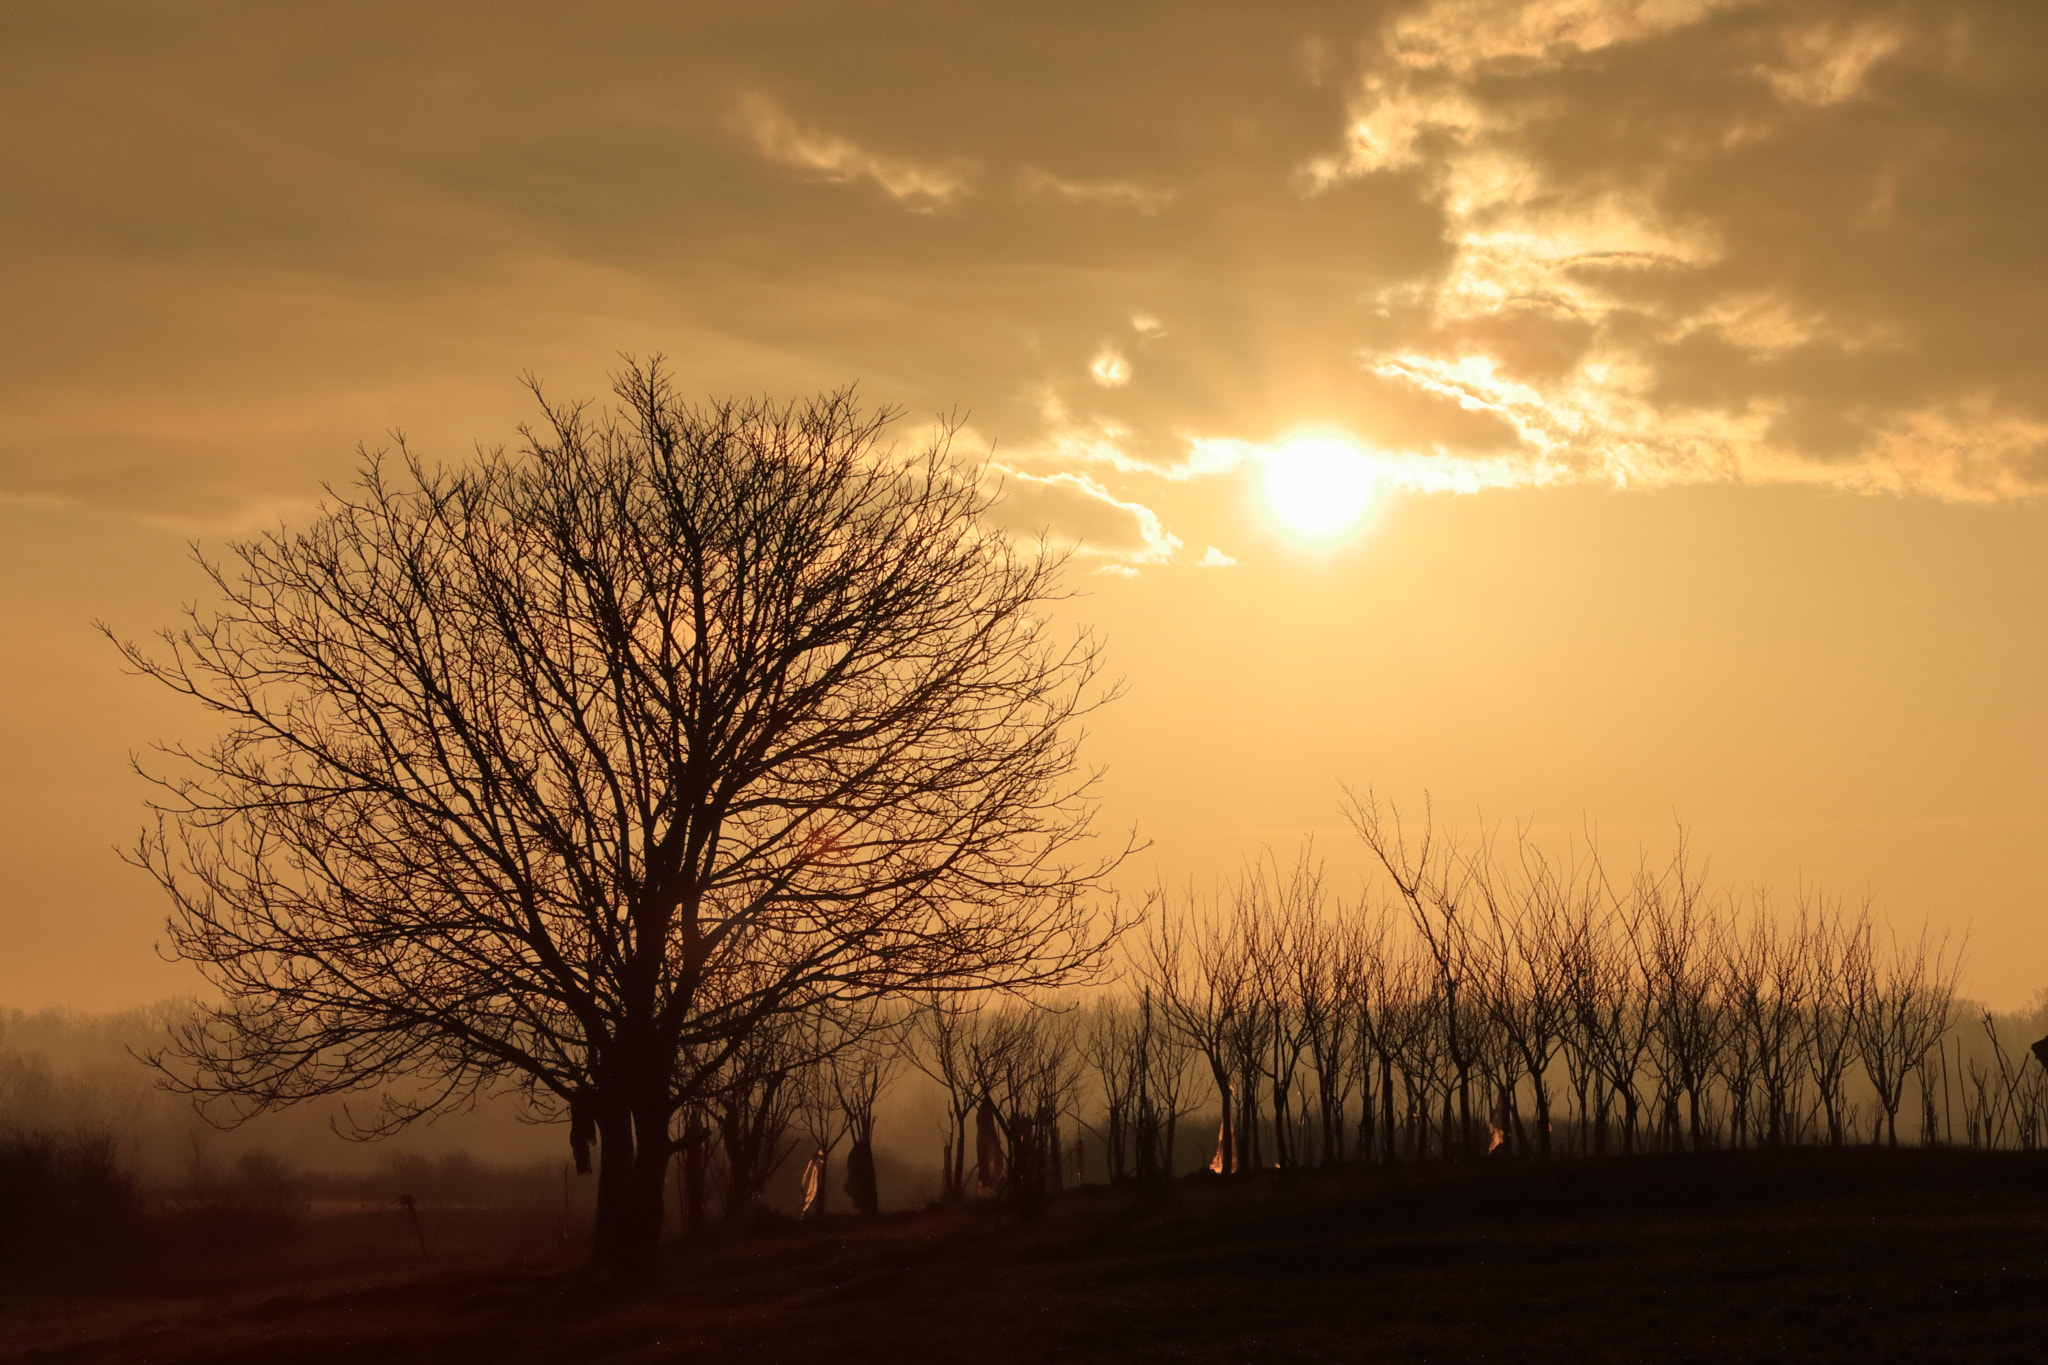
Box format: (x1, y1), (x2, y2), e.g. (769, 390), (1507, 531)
(1125, 792), (1977, 1169)
(628, 800), (2048, 1226)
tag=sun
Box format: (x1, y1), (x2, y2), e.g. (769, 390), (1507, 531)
(1261, 432), (1379, 539)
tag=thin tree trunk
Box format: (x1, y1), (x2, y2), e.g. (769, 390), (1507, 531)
(1379, 1056), (1397, 1164)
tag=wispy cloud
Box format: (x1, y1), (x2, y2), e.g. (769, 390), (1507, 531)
(1016, 166), (1174, 213)
(1006, 411), (1246, 485)
(733, 94), (971, 204)
(982, 464), (1183, 571)
(1759, 18), (1907, 107)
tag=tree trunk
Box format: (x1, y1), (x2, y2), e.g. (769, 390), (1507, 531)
(1270, 1080), (1291, 1169)
(1237, 1072), (1261, 1173)
(1207, 1062), (1234, 1175)
(1379, 1056), (1397, 1164)
(589, 1093), (672, 1280)
(951, 1108), (970, 1202)
(844, 1136), (880, 1215)
(680, 1124), (709, 1240)
(591, 1101), (633, 1268)
(1133, 1097), (1156, 1183)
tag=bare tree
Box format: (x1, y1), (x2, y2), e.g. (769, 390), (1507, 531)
(110, 363), (1129, 1276)
(1146, 889), (1246, 1175)
(1355, 908), (1425, 1162)
(1298, 907), (1354, 1168)
(1247, 853), (1323, 1171)
(910, 994), (1050, 1204)
(1133, 986), (1200, 1182)
(1079, 994), (1144, 1181)
(1472, 831), (1583, 1159)
(907, 993), (985, 1204)
(1715, 899), (1769, 1148)
(1801, 891), (1865, 1147)
(697, 1010), (804, 1224)
(1219, 879), (1273, 1174)
(831, 1026), (901, 1216)
(1636, 842), (1729, 1152)
(1848, 920), (1962, 1147)
(1748, 900), (1814, 1147)
(1570, 888), (1656, 1155)
(1963, 1011), (2046, 1149)
(1346, 789), (1483, 1159)
(969, 1005), (1081, 1212)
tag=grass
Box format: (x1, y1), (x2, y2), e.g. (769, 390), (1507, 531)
(6, 1146), (2048, 1363)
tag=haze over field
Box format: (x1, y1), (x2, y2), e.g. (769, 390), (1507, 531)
(4, 0), (2047, 1014)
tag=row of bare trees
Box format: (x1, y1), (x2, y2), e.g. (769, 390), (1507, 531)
(1113, 796), (1974, 1171)
(654, 799), (2039, 1219)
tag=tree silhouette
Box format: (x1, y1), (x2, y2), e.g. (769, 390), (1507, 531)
(108, 360), (1127, 1275)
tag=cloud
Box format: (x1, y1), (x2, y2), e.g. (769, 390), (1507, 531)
(1090, 348), (1133, 388)
(1291, 0), (2048, 502)
(1017, 167), (1175, 213)
(1759, 17), (1908, 107)
(1002, 413), (1247, 485)
(733, 93), (971, 204)
(982, 466), (1183, 569)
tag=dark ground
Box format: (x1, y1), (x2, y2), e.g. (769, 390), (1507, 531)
(6, 1147), (2048, 1364)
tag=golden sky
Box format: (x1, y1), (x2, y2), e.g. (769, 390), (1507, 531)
(4, 0), (2046, 1009)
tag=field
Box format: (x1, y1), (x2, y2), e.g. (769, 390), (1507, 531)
(7, 1147), (2048, 1364)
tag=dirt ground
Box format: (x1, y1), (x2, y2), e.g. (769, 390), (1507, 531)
(7, 1147), (2048, 1364)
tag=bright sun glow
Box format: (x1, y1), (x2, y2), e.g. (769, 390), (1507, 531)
(1262, 433), (1379, 538)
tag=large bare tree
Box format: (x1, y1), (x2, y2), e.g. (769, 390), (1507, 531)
(108, 361), (1128, 1274)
